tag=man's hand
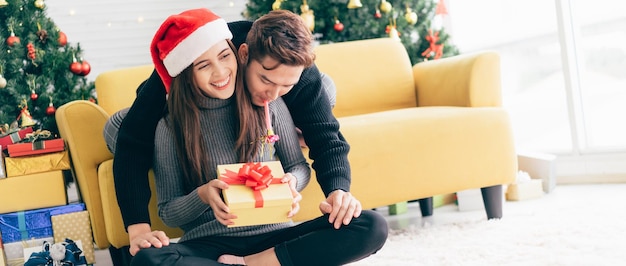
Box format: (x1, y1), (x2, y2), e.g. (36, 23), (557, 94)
(282, 173), (302, 217)
(198, 179), (237, 226)
(319, 190), (362, 229)
(127, 223), (170, 256)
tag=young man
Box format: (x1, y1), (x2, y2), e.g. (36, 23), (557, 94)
(111, 9), (387, 263)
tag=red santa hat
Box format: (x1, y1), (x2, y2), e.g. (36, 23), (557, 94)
(150, 8), (233, 93)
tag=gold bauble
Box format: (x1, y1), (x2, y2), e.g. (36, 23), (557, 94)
(405, 11), (418, 25)
(0, 0), (9, 8)
(300, 3), (315, 32)
(380, 0), (392, 13)
(34, 0), (44, 9)
(272, 0), (282, 10)
(0, 74), (6, 89)
(347, 0), (363, 9)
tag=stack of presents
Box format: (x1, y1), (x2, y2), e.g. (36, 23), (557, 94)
(0, 126), (94, 266)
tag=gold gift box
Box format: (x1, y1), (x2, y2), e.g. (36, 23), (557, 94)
(0, 170), (67, 214)
(506, 179), (544, 201)
(4, 151), (70, 177)
(217, 161), (293, 227)
(52, 211), (95, 264)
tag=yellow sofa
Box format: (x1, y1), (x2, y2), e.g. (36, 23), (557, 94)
(56, 37), (517, 250)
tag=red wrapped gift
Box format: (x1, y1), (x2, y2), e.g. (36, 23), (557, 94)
(7, 138), (65, 157)
(0, 127), (33, 151)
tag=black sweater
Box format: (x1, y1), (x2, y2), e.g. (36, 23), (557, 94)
(113, 20), (351, 228)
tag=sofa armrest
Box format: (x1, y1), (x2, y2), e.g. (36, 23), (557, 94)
(56, 100), (113, 249)
(413, 51), (502, 107)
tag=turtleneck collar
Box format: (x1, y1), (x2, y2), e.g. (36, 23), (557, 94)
(197, 94), (235, 110)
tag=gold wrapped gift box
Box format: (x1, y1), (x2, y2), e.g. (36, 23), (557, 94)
(217, 161), (293, 227)
(0, 170), (67, 214)
(4, 151), (70, 177)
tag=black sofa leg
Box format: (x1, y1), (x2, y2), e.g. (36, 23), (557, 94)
(418, 197), (433, 217)
(481, 185), (503, 219)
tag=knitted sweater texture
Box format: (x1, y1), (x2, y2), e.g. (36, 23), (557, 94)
(113, 20), (351, 228)
(154, 95), (310, 241)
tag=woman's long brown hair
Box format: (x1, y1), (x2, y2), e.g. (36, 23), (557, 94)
(166, 40), (264, 192)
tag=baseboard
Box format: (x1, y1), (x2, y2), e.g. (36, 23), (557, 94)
(558, 174), (626, 184)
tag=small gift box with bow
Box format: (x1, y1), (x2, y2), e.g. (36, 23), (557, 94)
(7, 129), (65, 157)
(0, 126), (33, 151)
(218, 161), (293, 227)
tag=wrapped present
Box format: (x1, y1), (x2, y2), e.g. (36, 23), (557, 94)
(0, 146), (5, 179)
(51, 211), (94, 264)
(506, 171), (544, 201)
(0, 235), (7, 266)
(24, 238), (87, 266)
(4, 151), (70, 177)
(0, 127), (33, 152)
(218, 161), (293, 227)
(7, 138), (65, 158)
(0, 203), (85, 244)
(2, 237), (53, 266)
(0, 170), (67, 214)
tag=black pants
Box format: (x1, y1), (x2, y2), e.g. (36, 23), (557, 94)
(131, 210), (388, 266)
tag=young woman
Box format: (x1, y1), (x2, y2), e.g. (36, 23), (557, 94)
(130, 8), (387, 266)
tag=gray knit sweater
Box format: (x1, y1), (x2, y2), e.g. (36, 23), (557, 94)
(153, 95), (311, 242)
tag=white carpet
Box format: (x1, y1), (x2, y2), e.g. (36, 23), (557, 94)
(349, 184), (626, 266)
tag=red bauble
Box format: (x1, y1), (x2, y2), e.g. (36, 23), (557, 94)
(58, 31), (67, 46)
(6, 35), (20, 46)
(70, 61), (82, 74)
(30, 91), (39, 101)
(333, 20), (344, 32)
(81, 61), (91, 76)
(374, 9), (382, 19)
(46, 104), (56, 116)
(88, 97), (96, 103)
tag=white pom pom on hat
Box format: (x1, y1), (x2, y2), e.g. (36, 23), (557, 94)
(150, 8), (233, 93)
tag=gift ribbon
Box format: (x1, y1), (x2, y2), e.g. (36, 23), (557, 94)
(220, 162), (282, 208)
(23, 129), (52, 143)
(18, 211), (28, 241)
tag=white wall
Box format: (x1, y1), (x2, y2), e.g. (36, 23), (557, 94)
(46, 0), (248, 82)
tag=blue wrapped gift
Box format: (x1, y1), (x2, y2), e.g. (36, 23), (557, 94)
(0, 203), (85, 243)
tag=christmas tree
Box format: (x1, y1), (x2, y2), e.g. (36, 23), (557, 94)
(0, 0), (95, 135)
(244, 0), (459, 65)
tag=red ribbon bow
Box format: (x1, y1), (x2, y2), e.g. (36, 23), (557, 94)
(220, 162), (282, 208)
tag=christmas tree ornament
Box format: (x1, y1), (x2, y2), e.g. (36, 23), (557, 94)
(421, 30), (443, 59)
(374, 9), (382, 19)
(0, 74), (6, 89)
(0, 0), (8, 8)
(69, 55), (82, 74)
(6, 30), (20, 46)
(333, 19), (344, 32)
(379, 0), (392, 13)
(30, 90), (39, 101)
(347, 0), (363, 9)
(404, 6), (418, 25)
(436, 0), (448, 16)
(80, 60), (91, 76)
(300, 0), (315, 32)
(18, 99), (36, 128)
(36, 23), (48, 43)
(46, 101), (56, 116)
(57, 31), (67, 46)
(27, 42), (36, 60)
(272, 0), (282, 10)
(34, 0), (45, 9)
(387, 19), (400, 41)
